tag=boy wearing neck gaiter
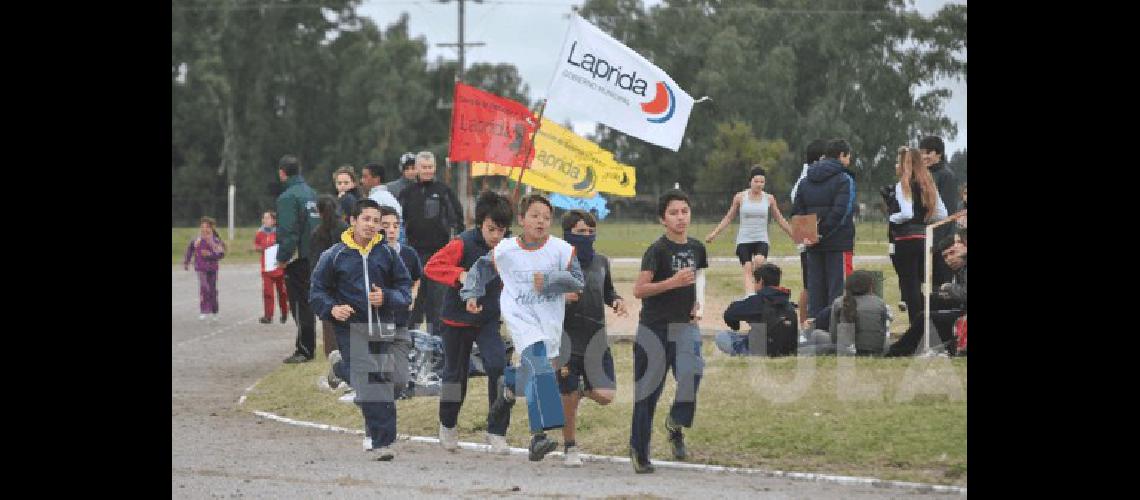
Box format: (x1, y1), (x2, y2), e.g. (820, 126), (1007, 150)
(556, 210), (628, 467)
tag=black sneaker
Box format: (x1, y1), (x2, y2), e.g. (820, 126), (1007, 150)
(488, 376), (516, 422)
(283, 353), (312, 364)
(280, 314), (288, 324)
(629, 446), (655, 474)
(528, 433), (558, 461)
(665, 416), (687, 460)
(258, 316), (272, 324)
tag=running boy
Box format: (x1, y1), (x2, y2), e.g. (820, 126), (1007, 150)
(557, 209), (628, 467)
(460, 194), (584, 462)
(629, 189), (708, 473)
(310, 199), (414, 460)
(423, 191), (514, 454)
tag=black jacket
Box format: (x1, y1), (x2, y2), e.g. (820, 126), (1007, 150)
(397, 180), (465, 253)
(723, 286), (794, 332)
(791, 159), (856, 252)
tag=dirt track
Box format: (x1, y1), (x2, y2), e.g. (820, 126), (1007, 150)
(172, 263), (963, 498)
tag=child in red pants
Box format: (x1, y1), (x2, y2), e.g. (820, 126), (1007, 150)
(254, 211), (289, 324)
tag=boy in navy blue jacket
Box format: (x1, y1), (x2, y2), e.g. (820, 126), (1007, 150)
(423, 191), (514, 454)
(310, 199), (413, 461)
(715, 263), (796, 355)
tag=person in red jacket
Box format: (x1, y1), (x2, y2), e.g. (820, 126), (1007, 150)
(423, 191), (514, 455)
(253, 211), (289, 324)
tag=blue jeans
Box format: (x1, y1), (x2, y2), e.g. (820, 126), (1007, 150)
(630, 322), (703, 460)
(333, 328), (411, 448)
(438, 321), (510, 435)
(715, 331), (749, 356)
(504, 341), (565, 433)
(806, 251), (846, 319)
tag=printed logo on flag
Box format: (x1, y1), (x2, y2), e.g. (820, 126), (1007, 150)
(545, 14), (695, 151)
(640, 81), (676, 123)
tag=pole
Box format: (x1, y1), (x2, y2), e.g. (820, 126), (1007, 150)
(227, 184), (235, 241)
(511, 99), (547, 207)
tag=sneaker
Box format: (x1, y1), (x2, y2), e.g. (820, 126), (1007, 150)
(338, 390), (355, 404)
(439, 423), (458, 451)
(486, 433), (510, 455)
(280, 314), (288, 324)
(488, 376), (516, 422)
(563, 444), (583, 467)
(326, 351), (344, 390)
(364, 442), (395, 461)
(629, 446), (655, 474)
(258, 316), (272, 324)
(211, 314), (219, 323)
(665, 415), (687, 460)
(199, 314), (207, 321)
(283, 353), (312, 364)
(898, 302), (907, 313)
(528, 433), (558, 462)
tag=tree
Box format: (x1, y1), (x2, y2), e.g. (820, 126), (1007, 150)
(577, 0), (967, 198)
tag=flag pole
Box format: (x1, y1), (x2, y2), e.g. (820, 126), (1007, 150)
(511, 98), (547, 207)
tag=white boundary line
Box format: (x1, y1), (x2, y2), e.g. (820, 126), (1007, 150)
(174, 316), (260, 348)
(236, 380), (966, 496)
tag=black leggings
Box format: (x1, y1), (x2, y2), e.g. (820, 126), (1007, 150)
(893, 238), (927, 326)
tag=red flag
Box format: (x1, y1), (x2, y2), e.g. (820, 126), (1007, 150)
(449, 83), (537, 169)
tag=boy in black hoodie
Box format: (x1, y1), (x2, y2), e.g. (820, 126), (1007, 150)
(715, 263), (796, 355)
(423, 191), (513, 454)
(556, 210), (629, 467)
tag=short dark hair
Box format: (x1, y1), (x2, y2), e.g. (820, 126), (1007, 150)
(519, 193), (553, 216)
(399, 152), (417, 170)
(824, 139), (851, 159)
(753, 263), (781, 287)
(362, 162), (383, 180)
(804, 139), (827, 164)
(561, 209), (597, 233)
(475, 190), (513, 228)
(351, 198), (382, 219)
(378, 205), (399, 221)
(749, 166), (766, 179)
(657, 189), (691, 219)
(279, 154), (301, 176)
(919, 135), (945, 157)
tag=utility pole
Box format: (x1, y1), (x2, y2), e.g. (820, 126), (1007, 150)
(437, 0), (485, 226)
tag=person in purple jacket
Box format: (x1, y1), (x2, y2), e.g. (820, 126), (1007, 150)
(183, 216), (227, 322)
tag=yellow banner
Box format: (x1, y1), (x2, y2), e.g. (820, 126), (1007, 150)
(471, 118), (636, 197)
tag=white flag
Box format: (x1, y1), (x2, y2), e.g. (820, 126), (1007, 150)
(545, 14), (694, 152)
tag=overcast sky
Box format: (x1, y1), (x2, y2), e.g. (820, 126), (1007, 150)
(357, 0), (966, 155)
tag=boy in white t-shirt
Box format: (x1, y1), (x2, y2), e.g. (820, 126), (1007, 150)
(461, 194), (584, 461)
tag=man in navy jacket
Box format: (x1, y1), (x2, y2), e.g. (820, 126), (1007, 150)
(792, 139), (856, 319)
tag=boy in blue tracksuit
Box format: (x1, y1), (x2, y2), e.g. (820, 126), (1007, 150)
(423, 191), (514, 454)
(791, 139), (857, 320)
(310, 199), (413, 461)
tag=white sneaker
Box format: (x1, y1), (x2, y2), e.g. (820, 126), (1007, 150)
(210, 314), (219, 323)
(439, 423), (459, 451)
(338, 390), (355, 404)
(486, 432), (509, 455)
(564, 445), (583, 467)
(198, 314), (207, 321)
(365, 444), (395, 461)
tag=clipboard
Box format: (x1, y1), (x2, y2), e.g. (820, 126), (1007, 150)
(264, 244), (279, 272)
(790, 214), (819, 245)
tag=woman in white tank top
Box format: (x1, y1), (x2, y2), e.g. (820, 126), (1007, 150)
(705, 166), (794, 295)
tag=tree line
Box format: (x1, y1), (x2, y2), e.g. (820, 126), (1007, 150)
(172, 0), (966, 226)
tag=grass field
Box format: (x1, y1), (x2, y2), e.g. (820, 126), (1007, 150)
(173, 221), (891, 264)
(186, 221), (964, 484)
(243, 346), (966, 486)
